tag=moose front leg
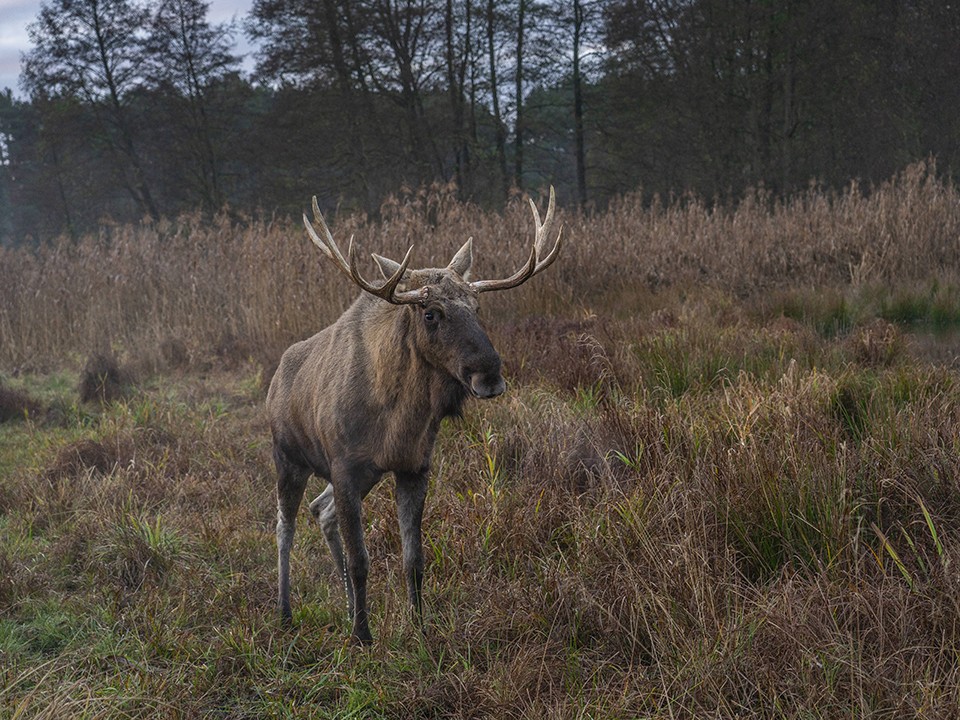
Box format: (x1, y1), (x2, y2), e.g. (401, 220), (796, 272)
(395, 471), (429, 621)
(331, 465), (379, 645)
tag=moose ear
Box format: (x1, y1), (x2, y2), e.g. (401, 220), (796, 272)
(447, 238), (473, 280)
(372, 253), (405, 280)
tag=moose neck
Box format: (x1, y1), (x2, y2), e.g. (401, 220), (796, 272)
(363, 298), (468, 423)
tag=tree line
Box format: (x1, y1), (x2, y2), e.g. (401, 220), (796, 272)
(0, 0), (957, 245)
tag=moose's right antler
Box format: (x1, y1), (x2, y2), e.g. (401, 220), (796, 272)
(468, 186), (563, 293)
(304, 196), (426, 305)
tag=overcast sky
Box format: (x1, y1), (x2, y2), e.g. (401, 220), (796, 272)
(0, 0), (255, 98)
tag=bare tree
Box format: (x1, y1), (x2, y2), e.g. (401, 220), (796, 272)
(446, 0), (472, 193)
(23, 0), (160, 220)
(370, 0), (445, 177)
(145, 0), (239, 211)
(513, 0), (526, 190)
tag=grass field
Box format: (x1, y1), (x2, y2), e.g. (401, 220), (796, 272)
(2, 161), (960, 717)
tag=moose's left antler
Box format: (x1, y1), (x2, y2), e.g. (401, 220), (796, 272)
(469, 186), (563, 293)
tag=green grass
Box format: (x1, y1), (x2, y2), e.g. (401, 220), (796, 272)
(765, 281), (960, 338)
(876, 281), (960, 331)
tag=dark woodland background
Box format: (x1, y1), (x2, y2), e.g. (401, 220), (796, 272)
(1, 0), (958, 245)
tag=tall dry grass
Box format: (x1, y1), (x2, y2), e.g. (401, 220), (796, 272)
(2, 312), (960, 716)
(1, 160), (958, 370)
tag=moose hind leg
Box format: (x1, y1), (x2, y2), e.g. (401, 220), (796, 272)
(395, 471), (429, 620)
(276, 452), (309, 623)
(309, 484), (354, 618)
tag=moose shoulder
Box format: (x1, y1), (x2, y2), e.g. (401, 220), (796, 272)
(267, 189), (561, 644)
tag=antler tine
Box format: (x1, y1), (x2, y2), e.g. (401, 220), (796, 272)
(533, 225), (563, 274)
(470, 186), (562, 294)
(346, 239), (423, 305)
(532, 185), (557, 257)
(469, 246), (537, 293)
(304, 204), (332, 262)
(305, 195), (424, 305)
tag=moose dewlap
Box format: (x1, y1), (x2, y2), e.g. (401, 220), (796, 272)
(266, 188), (562, 644)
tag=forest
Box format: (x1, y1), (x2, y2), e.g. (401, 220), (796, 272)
(1, 0), (958, 245)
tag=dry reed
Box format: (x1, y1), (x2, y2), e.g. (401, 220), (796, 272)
(1, 161), (958, 370)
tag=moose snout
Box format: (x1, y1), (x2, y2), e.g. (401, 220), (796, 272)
(461, 336), (505, 399)
(469, 372), (506, 399)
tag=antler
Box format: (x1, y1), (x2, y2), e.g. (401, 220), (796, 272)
(469, 186), (562, 293)
(304, 196), (426, 305)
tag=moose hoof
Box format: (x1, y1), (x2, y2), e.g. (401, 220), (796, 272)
(352, 630), (374, 646)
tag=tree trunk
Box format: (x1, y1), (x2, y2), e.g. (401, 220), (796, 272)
(446, 0), (466, 191)
(468, 0), (478, 149)
(513, 0), (525, 190)
(92, 5), (160, 221)
(460, 0), (473, 191)
(781, 42), (794, 193)
(326, 0), (373, 205)
(572, 0), (587, 207)
(487, 0), (508, 199)
(342, 0), (378, 209)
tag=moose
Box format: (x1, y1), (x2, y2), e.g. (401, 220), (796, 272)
(267, 189), (561, 644)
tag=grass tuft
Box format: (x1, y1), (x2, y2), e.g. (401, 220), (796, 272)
(78, 353), (134, 405)
(0, 384), (43, 423)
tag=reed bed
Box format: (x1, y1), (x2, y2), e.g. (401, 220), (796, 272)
(2, 160), (958, 370)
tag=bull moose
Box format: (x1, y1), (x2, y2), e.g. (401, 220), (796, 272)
(267, 189), (561, 644)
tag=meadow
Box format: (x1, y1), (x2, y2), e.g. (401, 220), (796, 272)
(1, 160), (960, 718)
